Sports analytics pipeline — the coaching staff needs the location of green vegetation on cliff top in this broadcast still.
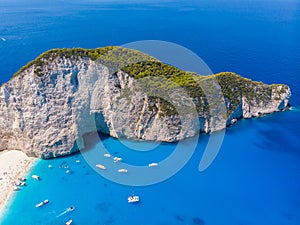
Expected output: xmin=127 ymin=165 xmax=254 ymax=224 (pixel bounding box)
xmin=13 ymin=46 xmax=289 ymax=116
xmin=13 ymin=46 xmax=158 ymax=78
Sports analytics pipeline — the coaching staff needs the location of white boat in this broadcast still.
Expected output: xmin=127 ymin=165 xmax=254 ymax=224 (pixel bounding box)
xmin=128 ymin=195 xmax=139 ymax=203
xmin=18 ymin=177 xmax=26 ymax=181
xmin=35 ymin=199 xmax=49 ymax=208
xmin=231 ymin=118 xmax=237 ymax=124
xmin=113 ymin=157 xmax=122 ymax=163
xmin=13 ymin=186 xmax=20 ymax=191
xmin=96 ymin=164 xmax=106 ymax=170
xmin=148 ymin=163 xmax=158 ymax=167
xmin=118 ymin=169 xmax=128 ymax=173
xmin=104 ymin=153 xmax=111 ymax=158
xmin=32 ymin=175 xmax=40 ymax=180
xmin=67 ymin=206 xmax=75 ymax=212
xmin=0 ymin=37 xmax=6 ymax=42
xmin=48 ymin=164 xmax=53 ymax=168
xmin=65 ymin=219 xmax=73 ymax=225
xmin=75 ymin=160 xmax=80 ymax=163
xmin=16 ymin=181 xmax=26 ymax=186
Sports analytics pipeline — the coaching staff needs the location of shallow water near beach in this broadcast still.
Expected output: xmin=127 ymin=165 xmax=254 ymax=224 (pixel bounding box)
xmin=1 ymin=0 xmax=300 ymax=224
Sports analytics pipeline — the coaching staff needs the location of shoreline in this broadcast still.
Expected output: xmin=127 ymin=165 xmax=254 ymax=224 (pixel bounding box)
xmin=0 ymin=150 xmax=36 ymax=219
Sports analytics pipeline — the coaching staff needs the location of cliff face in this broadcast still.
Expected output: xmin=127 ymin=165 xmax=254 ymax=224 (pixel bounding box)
xmin=0 ymin=49 xmax=291 ymax=158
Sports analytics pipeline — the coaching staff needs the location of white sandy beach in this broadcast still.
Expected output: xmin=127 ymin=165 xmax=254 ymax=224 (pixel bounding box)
xmin=0 ymin=150 xmax=35 ymax=216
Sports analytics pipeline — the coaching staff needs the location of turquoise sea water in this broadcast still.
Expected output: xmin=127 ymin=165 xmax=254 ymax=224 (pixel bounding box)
xmin=1 ymin=0 xmax=300 ymax=224
xmin=2 ymin=111 xmax=300 ymax=225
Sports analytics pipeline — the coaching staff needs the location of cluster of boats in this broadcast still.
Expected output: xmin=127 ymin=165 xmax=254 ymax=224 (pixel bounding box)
xmin=35 ymin=199 xmax=74 ymax=224
xmin=95 ymin=154 xmax=123 ymax=171
xmin=96 ymin=153 xmax=158 ymax=174
xmin=13 ymin=177 xmax=27 ymax=191
xmin=96 ymin=154 xmax=143 ymax=204
xmin=14 ymin=175 xmax=39 ymax=191
xmin=104 ymin=153 xmax=123 ymax=162
xmin=15 ymin=154 xmax=146 ymax=225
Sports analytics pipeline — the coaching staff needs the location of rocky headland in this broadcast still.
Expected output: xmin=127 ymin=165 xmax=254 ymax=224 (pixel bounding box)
xmin=0 ymin=47 xmax=291 ymax=158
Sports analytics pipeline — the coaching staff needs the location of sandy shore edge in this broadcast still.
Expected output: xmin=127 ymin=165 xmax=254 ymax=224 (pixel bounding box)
xmin=0 ymin=150 xmax=36 ymax=218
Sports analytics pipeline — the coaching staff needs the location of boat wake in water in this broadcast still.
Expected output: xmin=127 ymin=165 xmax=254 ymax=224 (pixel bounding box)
xmin=56 ymin=206 xmax=75 ymax=218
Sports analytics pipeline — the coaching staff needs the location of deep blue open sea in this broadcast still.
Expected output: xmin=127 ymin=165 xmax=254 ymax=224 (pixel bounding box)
xmin=1 ymin=0 xmax=300 ymax=225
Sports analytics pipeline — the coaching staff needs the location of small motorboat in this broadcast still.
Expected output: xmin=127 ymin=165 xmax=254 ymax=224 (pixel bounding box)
xmin=128 ymin=195 xmax=140 ymax=203
xmin=18 ymin=177 xmax=26 ymax=181
xmin=118 ymin=169 xmax=128 ymax=173
xmin=16 ymin=181 xmax=26 ymax=186
xmin=56 ymin=206 xmax=75 ymax=218
xmin=96 ymin=164 xmax=106 ymax=170
xmin=32 ymin=175 xmax=40 ymax=180
xmin=231 ymin=118 xmax=237 ymax=124
xmin=75 ymin=160 xmax=80 ymax=163
xmin=35 ymin=199 xmax=49 ymax=208
xmin=104 ymin=153 xmax=111 ymax=158
xmin=148 ymin=163 xmax=158 ymax=167
xmin=67 ymin=206 xmax=75 ymax=212
xmin=65 ymin=219 xmax=73 ymax=225
xmin=13 ymin=186 xmax=20 ymax=191
xmin=48 ymin=164 xmax=53 ymax=168
xmin=113 ymin=157 xmax=122 ymax=163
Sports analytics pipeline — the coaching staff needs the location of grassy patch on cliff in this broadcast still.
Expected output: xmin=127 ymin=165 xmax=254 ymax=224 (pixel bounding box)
xmin=13 ymin=46 xmax=157 ymax=78
xmin=121 ymin=61 xmax=282 ymax=115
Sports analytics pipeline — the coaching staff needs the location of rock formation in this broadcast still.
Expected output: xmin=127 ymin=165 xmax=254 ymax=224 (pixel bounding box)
xmin=0 ymin=47 xmax=291 ymax=158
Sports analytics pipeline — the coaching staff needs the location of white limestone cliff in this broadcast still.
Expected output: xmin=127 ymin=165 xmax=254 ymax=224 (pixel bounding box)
xmin=0 ymin=56 xmax=291 ymax=158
